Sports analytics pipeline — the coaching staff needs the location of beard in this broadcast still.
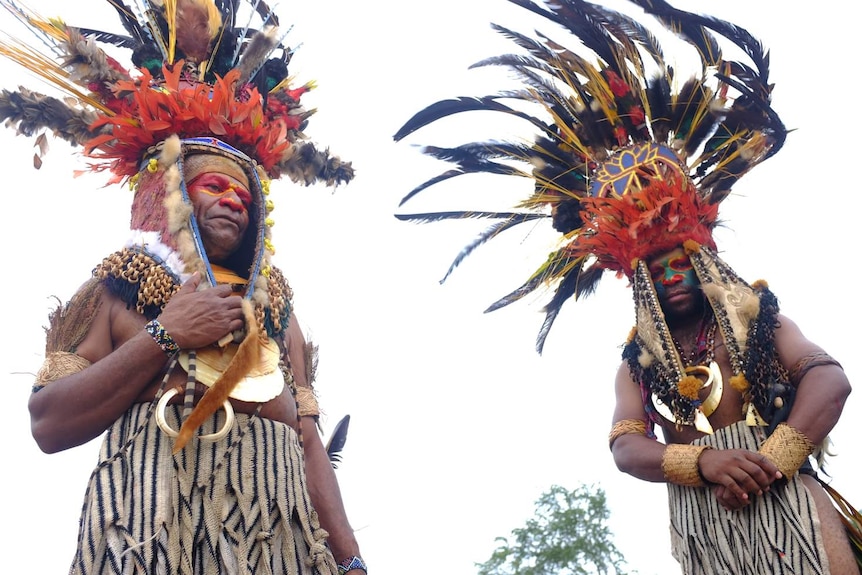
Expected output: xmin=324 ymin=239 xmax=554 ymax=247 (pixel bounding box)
xmin=658 ymin=285 xmax=705 ymax=327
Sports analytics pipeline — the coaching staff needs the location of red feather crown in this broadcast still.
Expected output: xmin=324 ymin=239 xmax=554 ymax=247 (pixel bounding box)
xmin=84 ymin=63 xmax=307 ymax=181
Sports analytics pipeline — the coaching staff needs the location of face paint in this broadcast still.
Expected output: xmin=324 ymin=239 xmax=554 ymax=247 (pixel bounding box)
xmin=188 ymin=173 xmax=252 ymax=213
xmin=186 ymin=166 xmax=252 ymax=262
xmin=648 ymin=248 xmax=697 ymax=297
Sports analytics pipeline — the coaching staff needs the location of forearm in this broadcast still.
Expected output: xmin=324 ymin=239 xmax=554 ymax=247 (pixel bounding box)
xmin=29 ymin=330 xmax=168 ymax=452
xmin=301 ymin=417 xmax=361 ymax=563
xmin=611 ymin=433 xmax=670 ymax=483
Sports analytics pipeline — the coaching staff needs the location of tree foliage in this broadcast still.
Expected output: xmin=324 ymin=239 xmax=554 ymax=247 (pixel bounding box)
xmin=476 ymin=484 xmax=628 ymax=575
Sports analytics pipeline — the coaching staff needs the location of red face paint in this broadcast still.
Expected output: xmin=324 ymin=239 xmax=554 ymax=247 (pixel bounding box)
xmin=188 ymin=173 xmax=252 ymax=212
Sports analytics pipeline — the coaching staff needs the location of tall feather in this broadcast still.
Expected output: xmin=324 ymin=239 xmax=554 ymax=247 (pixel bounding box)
xmin=395 ymin=0 xmax=786 ymax=351
xmin=175 ymin=0 xmax=221 ymax=64
xmin=235 ymin=24 xmax=278 ymax=85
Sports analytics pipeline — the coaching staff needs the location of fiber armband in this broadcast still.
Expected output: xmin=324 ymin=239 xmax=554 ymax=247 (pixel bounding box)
xmin=34 ymin=351 xmax=92 ymax=391
xmin=608 ymin=418 xmax=647 ymax=450
xmin=758 ymin=422 xmax=814 ymax=478
xmin=294 ymin=385 xmax=320 ymax=417
xmin=661 ymin=444 xmax=712 ymax=487
xmin=788 ymin=351 xmax=843 ymax=386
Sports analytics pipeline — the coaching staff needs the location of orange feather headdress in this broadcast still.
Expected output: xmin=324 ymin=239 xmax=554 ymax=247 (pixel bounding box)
xmin=0 ymin=0 xmax=351 ymax=449
xmin=0 ymin=0 xmax=352 ymax=186
xmin=395 ymin=0 xmax=786 ymax=353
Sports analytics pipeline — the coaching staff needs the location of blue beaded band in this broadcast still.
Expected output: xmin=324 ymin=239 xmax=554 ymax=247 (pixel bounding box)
xmin=337 ymin=556 xmax=367 ymax=575
xmin=144 ymin=319 xmax=180 ymax=356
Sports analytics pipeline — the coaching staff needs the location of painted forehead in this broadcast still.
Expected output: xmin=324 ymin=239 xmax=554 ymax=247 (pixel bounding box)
xmin=183 ymin=154 xmax=250 ymax=188
xmin=647 ymin=247 xmax=688 ymax=267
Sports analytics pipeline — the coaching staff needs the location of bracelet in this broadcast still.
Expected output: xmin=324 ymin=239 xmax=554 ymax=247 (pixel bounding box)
xmin=144 ymin=319 xmax=180 ymax=356
xmin=608 ymin=418 xmax=647 ymax=450
xmin=788 ymin=351 xmax=843 ymax=387
xmin=337 ymin=555 xmax=367 ymax=575
xmin=661 ymin=444 xmax=712 ymax=487
xmin=758 ymin=422 xmax=814 ymax=478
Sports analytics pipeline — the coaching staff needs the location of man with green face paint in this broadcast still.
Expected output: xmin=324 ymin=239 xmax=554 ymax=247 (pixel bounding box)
xmin=394 ymin=0 xmax=860 ymax=572
xmin=647 ymin=247 xmax=702 ymax=327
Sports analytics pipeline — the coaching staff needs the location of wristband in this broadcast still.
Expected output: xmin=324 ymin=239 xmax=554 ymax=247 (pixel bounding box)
xmin=338 ymin=555 xmax=367 ymax=575
xmin=145 ymin=319 xmax=180 ymax=356
xmin=661 ymin=444 xmax=712 ymax=487
xmin=758 ymin=422 xmax=814 ymax=478
xmin=608 ymin=418 xmax=647 ymax=450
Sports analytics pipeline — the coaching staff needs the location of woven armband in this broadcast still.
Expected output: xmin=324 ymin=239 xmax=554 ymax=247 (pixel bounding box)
xmin=294 ymin=385 xmax=320 ymax=417
xmin=661 ymin=444 xmax=712 ymax=487
xmin=608 ymin=419 xmax=647 ymax=450
xmin=788 ymin=352 xmax=843 ymax=387
xmin=758 ymin=422 xmax=814 ymax=478
xmin=33 ymin=351 xmax=92 ymax=391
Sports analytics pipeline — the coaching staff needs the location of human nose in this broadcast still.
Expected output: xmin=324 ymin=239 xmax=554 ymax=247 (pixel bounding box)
xmin=662 ymin=272 xmax=683 ymax=286
xmin=218 ymin=188 xmax=248 ymax=213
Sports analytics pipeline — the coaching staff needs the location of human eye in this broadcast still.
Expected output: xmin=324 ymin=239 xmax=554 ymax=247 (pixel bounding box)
xmin=669 ymin=257 xmax=692 ymax=272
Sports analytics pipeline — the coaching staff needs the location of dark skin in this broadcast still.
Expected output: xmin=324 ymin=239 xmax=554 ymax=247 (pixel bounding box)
xmin=28 ymin=157 xmax=363 ymax=572
xmin=610 ymin=247 xmax=858 ymax=574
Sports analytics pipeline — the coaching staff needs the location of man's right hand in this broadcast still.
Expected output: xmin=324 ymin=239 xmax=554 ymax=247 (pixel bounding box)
xmin=156 ymin=272 xmax=246 ymax=349
xmin=698 ymin=448 xmax=782 ymax=510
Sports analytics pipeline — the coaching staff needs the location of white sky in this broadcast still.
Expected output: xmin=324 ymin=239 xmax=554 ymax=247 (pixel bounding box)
xmin=0 ymin=2 xmax=858 ymax=575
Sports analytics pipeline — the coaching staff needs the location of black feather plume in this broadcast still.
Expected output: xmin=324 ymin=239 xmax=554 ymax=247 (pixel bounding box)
xmin=325 ymin=415 xmax=350 ymax=469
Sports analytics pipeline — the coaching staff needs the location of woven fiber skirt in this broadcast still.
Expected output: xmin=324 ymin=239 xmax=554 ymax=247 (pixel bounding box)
xmin=70 ymin=402 xmax=338 ymax=575
xmin=667 ymin=421 xmax=830 ymax=575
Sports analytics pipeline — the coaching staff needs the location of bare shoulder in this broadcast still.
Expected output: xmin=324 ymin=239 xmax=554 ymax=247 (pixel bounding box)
xmin=613 ymin=360 xmax=646 ymax=421
xmin=774 ymin=313 xmax=827 ymax=369
xmin=614 ymin=360 xmax=636 ymax=389
xmin=75 ymin=288 xmax=142 ymax=364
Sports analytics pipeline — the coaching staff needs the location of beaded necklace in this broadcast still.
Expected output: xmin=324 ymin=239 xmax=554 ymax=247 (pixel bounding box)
xmin=671 ymin=314 xmax=717 ymax=368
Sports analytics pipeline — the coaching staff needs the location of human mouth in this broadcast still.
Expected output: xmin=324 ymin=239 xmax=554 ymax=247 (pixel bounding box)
xmin=664 ymin=287 xmax=693 ymax=303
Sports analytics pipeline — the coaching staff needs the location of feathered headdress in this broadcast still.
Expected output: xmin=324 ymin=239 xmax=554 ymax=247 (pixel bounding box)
xmin=1 ymin=0 xmax=354 ymax=450
xmin=0 ymin=0 xmax=353 ymax=186
xmin=394 ymin=0 xmax=786 ymax=353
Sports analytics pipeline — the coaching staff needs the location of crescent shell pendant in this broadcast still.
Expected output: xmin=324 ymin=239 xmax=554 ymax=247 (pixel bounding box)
xmin=652 ymin=361 xmax=723 ymax=434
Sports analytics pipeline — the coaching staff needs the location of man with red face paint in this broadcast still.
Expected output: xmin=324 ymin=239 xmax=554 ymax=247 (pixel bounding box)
xmin=7 ymin=0 xmax=366 ymax=571
xmin=29 ymin=141 xmax=365 ymax=575
xmin=184 ymin=154 xmax=253 ymax=262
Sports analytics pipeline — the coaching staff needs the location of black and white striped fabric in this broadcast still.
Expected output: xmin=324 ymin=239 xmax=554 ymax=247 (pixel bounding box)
xmin=667 ymin=422 xmax=829 ymax=575
xmin=70 ymin=403 xmax=338 ymax=575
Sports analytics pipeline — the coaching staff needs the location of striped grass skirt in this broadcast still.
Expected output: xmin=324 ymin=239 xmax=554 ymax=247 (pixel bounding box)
xmin=70 ymin=403 xmax=338 ymax=575
xmin=668 ymin=421 xmax=830 ymax=574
